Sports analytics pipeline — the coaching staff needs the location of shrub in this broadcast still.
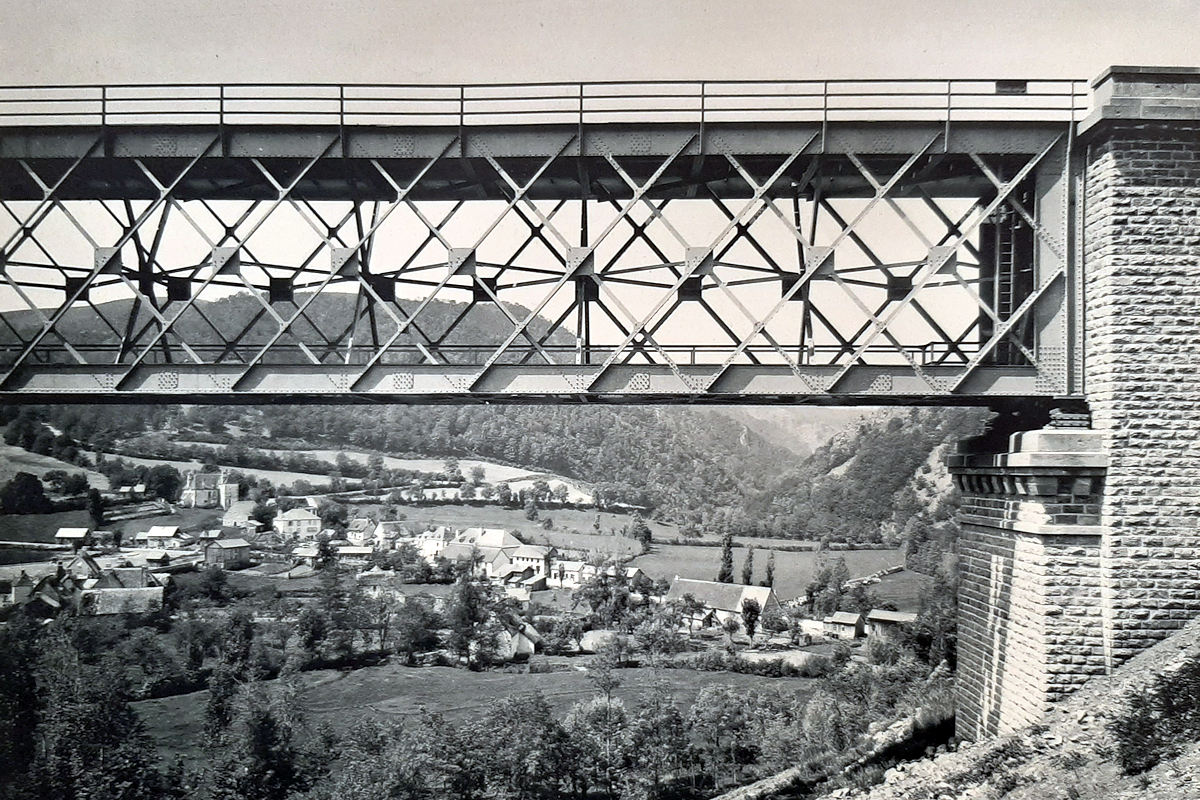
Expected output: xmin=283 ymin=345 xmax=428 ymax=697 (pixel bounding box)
xmin=1109 ymin=651 xmax=1200 ymax=774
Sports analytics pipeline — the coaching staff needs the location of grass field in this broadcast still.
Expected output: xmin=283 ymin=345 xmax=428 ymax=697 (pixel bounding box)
xmin=871 ymin=569 xmax=934 ymax=611
xmin=91 ymin=451 xmax=333 ymax=488
xmin=158 ymin=443 xmax=587 ymax=494
xmin=0 ymin=508 xmax=92 ymax=543
xmin=368 ymin=505 xmax=673 ymax=552
xmin=631 ymin=544 xmax=905 ymax=604
xmin=136 ymin=663 xmax=816 ymax=764
xmin=0 ymin=443 xmax=109 ymax=489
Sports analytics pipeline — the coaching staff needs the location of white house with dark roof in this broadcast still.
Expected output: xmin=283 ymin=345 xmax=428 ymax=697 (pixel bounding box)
xmin=663 ymin=577 xmax=780 ymax=633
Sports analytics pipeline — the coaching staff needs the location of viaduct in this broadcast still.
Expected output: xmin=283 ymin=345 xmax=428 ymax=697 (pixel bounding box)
xmin=0 ymin=65 xmax=1197 ymax=738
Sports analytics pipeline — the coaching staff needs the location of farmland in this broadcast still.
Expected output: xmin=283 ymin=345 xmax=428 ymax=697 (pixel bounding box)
xmin=631 ymin=543 xmax=906 ymax=605
xmin=0 ymin=442 xmax=109 ymax=489
xmin=136 ymin=662 xmax=817 ymax=765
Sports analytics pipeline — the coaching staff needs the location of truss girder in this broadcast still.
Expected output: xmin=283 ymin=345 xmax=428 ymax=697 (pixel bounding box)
xmin=0 ymin=121 xmax=1079 ymax=403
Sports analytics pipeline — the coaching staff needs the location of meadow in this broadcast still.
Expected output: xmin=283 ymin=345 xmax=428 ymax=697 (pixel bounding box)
xmin=0 ymin=442 xmax=109 ymax=488
xmin=631 ymin=543 xmax=905 ymax=605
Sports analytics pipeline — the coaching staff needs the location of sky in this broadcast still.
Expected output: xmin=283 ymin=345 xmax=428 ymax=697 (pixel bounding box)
xmin=1 ymin=0 xmax=1198 ymax=86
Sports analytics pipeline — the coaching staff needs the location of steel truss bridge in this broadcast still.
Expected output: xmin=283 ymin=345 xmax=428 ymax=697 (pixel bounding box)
xmin=0 ymin=79 xmax=1087 ymax=404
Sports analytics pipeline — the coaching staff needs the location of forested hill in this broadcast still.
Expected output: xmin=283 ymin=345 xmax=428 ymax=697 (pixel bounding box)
xmin=6 ymin=290 xmax=991 ymax=543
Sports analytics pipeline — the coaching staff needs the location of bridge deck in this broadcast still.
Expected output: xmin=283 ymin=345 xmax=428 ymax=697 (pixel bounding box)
xmin=0 ymin=79 xmax=1088 ymax=405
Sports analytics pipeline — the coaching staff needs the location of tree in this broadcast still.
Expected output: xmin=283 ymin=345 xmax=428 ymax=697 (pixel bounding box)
xmin=497 ymin=483 xmax=513 ymax=505
xmin=317 ymin=500 xmax=349 ymax=532
xmin=564 ymin=696 xmax=629 ymax=800
xmin=630 ymin=513 xmax=652 ymax=549
xmin=296 ymin=607 xmax=330 ymax=661
xmin=252 ymin=501 xmax=277 ymax=528
xmin=43 ymin=469 xmax=68 ymax=492
xmin=741 ymin=597 xmax=761 ymax=639
xmin=628 ymin=683 xmax=690 ymax=796
xmin=480 ymin=692 xmax=573 ymax=800
xmin=551 ymin=483 xmax=570 ymax=504
xmin=741 ymin=544 xmax=755 ymax=585
xmin=61 ymin=472 xmax=88 ymax=496
xmin=87 ymin=487 xmax=106 ymax=528
xmin=208 ymin=683 xmax=317 ymax=800
xmin=763 ymin=550 xmax=776 ymax=588
xmin=523 ymin=496 xmax=540 ymax=521
xmin=0 ymin=472 xmax=51 ymax=514
xmin=144 ymin=464 xmax=183 ymax=501
xmin=721 ymin=616 xmax=741 ymax=645
xmin=446 ymin=577 xmax=496 ymax=669
xmin=469 ymin=465 xmax=485 ymax=485
xmin=716 ymin=533 xmax=734 ymax=583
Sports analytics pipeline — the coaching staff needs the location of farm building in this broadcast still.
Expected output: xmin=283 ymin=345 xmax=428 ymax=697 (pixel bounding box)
xmin=866 ymin=609 xmax=918 ymax=639
xmin=135 ymin=525 xmax=185 ymax=549
xmin=823 ymin=611 xmax=865 ymax=639
xmin=204 ymin=538 xmax=251 ymax=568
xmin=663 ymin=577 xmax=780 ymax=633
xmin=54 ymin=527 xmax=91 ymax=549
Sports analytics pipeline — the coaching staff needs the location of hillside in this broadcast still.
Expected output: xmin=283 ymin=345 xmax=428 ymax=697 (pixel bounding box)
xmin=828 ymin=615 xmax=1200 ymax=800
xmin=6 ymin=289 xmax=992 ymax=545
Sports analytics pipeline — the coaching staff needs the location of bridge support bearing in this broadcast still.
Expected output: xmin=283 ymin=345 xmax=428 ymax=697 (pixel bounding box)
xmin=948 ymin=427 xmax=1108 ymax=740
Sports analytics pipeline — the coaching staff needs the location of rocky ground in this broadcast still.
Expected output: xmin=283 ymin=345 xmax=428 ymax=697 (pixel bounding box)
xmin=830 ymin=616 xmax=1200 ymax=800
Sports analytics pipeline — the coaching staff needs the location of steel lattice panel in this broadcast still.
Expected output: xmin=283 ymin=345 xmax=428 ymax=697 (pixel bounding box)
xmin=0 ymin=102 xmax=1082 ymax=405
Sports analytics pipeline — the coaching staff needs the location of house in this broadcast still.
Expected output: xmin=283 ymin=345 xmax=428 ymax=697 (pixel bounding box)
xmin=80 ymin=566 xmax=166 ymax=615
xmin=356 ymin=566 xmax=405 ymax=600
xmin=823 ymin=611 xmax=865 ymax=640
xmin=493 ymin=616 xmax=542 ymax=661
xmin=54 ymin=527 xmax=91 ymax=549
xmin=222 ymin=500 xmax=261 ymax=533
xmin=413 ymin=526 xmax=453 ymax=559
xmin=663 ymin=577 xmax=781 ymax=633
xmin=135 ymin=525 xmax=184 ymax=549
xmin=179 ymin=470 xmax=238 ymax=509
xmin=497 ymin=564 xmax=547 ymax=600
xmin=292 ymin=544 xmax=321 ymax=567
xmin=346 ymin=518 xmax=375 ymax=547
xmin=509 ymin=544 xmax=555 ymax=577
xmin=4 ymin=571 xmax=35 ymax=605
xmin=866 ymin=609 xmax=918 ymax=639
xmin=12 ymin=555 xmax=165 ymax=616
xmin=372 ymin=521 xmax=411 ymax=551
xmin=335 ymin=545 xmax=375 ymax=565
xmin=273 ymin=507 xmax=322 ymax=539
xmin=441 ymin=528 xmax=523 ymax=579
xmin=203 ymin=538 xmax=252 ymax=568
xmin=549 ymin=559 xmax=585 ymax=588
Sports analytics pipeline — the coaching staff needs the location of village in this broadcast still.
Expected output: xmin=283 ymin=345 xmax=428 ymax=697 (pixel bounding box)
xmin=2 ymin=466 xmax=917 ymax=667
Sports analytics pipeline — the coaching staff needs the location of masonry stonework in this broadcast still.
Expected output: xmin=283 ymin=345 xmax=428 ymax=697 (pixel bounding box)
xmin=951 ymin=430 xmax=1109 ymax=739
xmin=952 ymin=67 xmax=1200 ymax=740
xmin=1082 ymin=79 xmax=1200 ymax=667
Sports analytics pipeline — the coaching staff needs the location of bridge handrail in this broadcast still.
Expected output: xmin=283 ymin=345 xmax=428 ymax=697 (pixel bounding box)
xmin=0 ymin=78 xmax=1089 ymax=127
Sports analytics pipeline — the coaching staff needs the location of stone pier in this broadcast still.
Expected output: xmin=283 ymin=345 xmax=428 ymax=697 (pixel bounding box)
xmin=953 ymin=66 xmax=1200 ymax=739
